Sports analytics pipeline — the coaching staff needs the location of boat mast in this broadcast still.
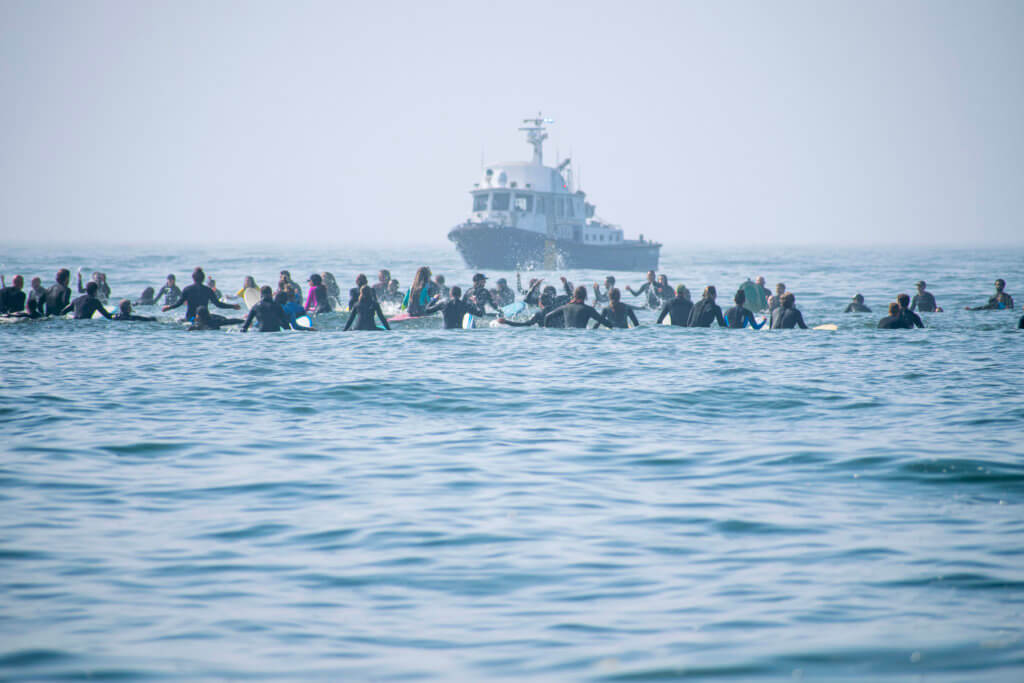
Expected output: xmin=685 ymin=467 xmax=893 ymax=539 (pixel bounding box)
xmin=519 ymin=113 xmax=552 ymax=165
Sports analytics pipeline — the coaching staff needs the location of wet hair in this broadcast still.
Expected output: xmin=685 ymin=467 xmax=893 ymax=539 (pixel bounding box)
xmin=647 ymin=270 xmax=656 ymax=278
xmin=435 ymin=274 xmax=445 ymax=285
xmin=192 ymin=267 xmax=204 ymax=283
xmin=140 ymin=286 xmax=154 ymax=300
xmin=996 ymin=279 xmax=1006 ymax=289
xmin=379 ymin=269 xmax=390 ymax=281
xmin=734 ymin=289 xmax=746 ymax=306
xmin=606 ymin=275 xmax=616 ymax=285
xmin=854 ymin=293 xmax=864 ymax=302
xmin=450 ymin=286 xmax=462 ymax=299
xmin=608 ymin=287 xmax=622 ymax=313
xmin=782 ymin=292 xmax=796 ymax=308
xmin=167 ymin=274 xmax=175 ymax=282
xmin=280 ymin=270 xmax=291 ymax=278
xmin=260 ymin=285 xmax=273 ymax=301
xmin=703 ymin=285 xmax=717 ymax=300
xmin=322 ymin=272 xmax=337 ymax=284
xmin=412 ymin=267 xmax=431 ymax=291
xmin=776 ymin=282 xmax=785 ymax=292
xmin=897 ymin=293 xmax=910 ymax=307
xmin=57 ymin=269 xmax=70 ymax=285
xmin=356 ymin=273 xmax=368 ymax=287
xmin=540 ymin=293 xmax=554 ymax=307
xmin=309 ymin=273 xmax=322 ymax=286
xmin=573 ymin=285 xmax=587 ymax=302
xmin=243 ymin=276 xmax=256 ymax=288
xmin=543 ymin=285 xmax=557 ymax=296
xmin=85 ymin=281 xmax=99 ymax=296
xmin=657 ymin=274 xmax=669 ymax=284
xmin=358 ymin=284 xmax=375 ymax=304
xmin=119 ymin=299 xmax=131 ymax=314
xmin=496 ymin=278 xmax=508 ymax=287
xmin=888 ymin=303 xmax=900 ymax=316
xmin=679 ymin=286 xmax=691 ymax=301
xmin=756 ymin=276 xmax=766 ymax=285
xmin=12 ymin=275 xmax=23 ymax=288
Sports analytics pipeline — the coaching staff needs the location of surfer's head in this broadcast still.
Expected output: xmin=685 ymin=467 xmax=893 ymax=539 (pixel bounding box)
xmin=56 ymin=269 xmax=70 ymax=286
xmin=473 ymin=273 xmax=487 ymax=286
xmin=192 ymin=268 xmax=205 ymax=284
xmin=573 ymin=286 xmax=587 ymax=302
xmin=308 ymin=273 xmax=322 ymax=287
xmin=495 ymin=278 xmax=508 ymax=290
xmin=358 ymin=285 xmax=375 ymax=304
xmin=734 ymin=289 xmax=746 ymax=306
xmin=676 ymin=284 xmax=690 ymax=300
xmin=10 ymin=275 xmax=23 ymax=289
xmin=435 ymin=274 xmax=446 ymax=286
xmin=450 ymin=286 xmax=462 ymax=300
xmin=260 ymin=285 xmax=273 ymax=302
xmin=140 ymin=286 xmax=154 ymax=300
xmin=782 ymin=292 xmax=796 ymax=309
xmin=609 ymin=288 xmax=621 ymax=304
xmin=166 ymin=274 xmax=176 ymax=285
xmin=194 ymin=306 xmax=210 ymax=325
xmin=995 ymin=279 xmax=1006 ymax=292
xmin=412 ymin=267 xmax=431 ymax=290
xmin=85 ymin=281 xmax=98 ymax=296
xmin=378 ymin=269 xmax=390 ymax=283
xmin=776 ymin=282 xmax=785 ymax=295
xmin=605 ymin=275 xmax=616 ymax=288
xmin=915 ymin=281 xmax=926 ymax=291
xmin=703 ymin=285 xmax=717 ymax=301
xmin=756 ymin=276 xmax=766 ymax=287
xmin=356 ymin=273 xmax=368 ymax=287
xmin=119 ymin=299 xmax=132 ymax=315
xmin=897 ymin=293 xmax=910 ymax=309
xmin=853 ymin=293 xmax=865 ymax=303
xmin=646 ymin=270 xmax=655 ymax=282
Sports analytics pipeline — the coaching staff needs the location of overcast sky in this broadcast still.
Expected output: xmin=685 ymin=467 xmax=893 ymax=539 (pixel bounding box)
xmin=2 ymin=0 xmax=1022 ymax=246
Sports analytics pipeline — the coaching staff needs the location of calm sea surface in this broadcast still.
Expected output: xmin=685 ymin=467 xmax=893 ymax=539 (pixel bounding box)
xmin=1 ymin=245 xmax=1022 ymax=681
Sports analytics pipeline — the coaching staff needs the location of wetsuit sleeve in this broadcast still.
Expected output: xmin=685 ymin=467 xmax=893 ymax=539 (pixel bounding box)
xmin=242 ymin=307 xmax=257 ymax=332
xmin=211 ymin=290 xmax=235 ymax=309
xmin=911 ymin=312 xmax=924 ymax=328
xmin=656 ymin=303 xmax=670 ymax=324
xmin=562 ymin=280 xmax=573 ymax=297
xmin=375 ymin=302 xmax=391 ymax=330
xmin=152 ymin=286 xmax=168 ymax=303
xmin=423 ymin=300 xmax=445 ymax=315
xmin=591 ymin=307 xmax=614 ymax=329
xmin=627 ymin=307 xmax=639 ymax=328
xmin=715 ymin=307 xmax=726 ymax=327
xmin=96 ymin=303 xmax=113 ymax=319
xmin=544 ymin=305 xmax=566 ymax=325
xmin=343 ymin=308 xmax=356 ymax=331
xmin=502 ymin=311 xmax=541 ymax=327
xmin=746 ymin=311 xmax=766 ymax=330
xmin=59 ymin=302 xmax=73 ymax=315
xmin=796 ymin=311 xmax=808 ymax=329
xmin=164 ymin=288 xmax=186 ymax=310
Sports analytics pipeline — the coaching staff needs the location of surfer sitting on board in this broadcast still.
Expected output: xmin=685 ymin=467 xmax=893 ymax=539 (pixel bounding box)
xmin=657 ymin=285 xmax=694 ymax=326
xmin=424 ymin=286 xmax=484 ymax=329
xmin=597 ymin=288 xmax=639 ymax=329
xmin=0 ymin=275 xmax=26 ymax=316
xmin=305 ymin=274 xmax=332 ymax=315
xmin=344 ymin=285 xmax=391 ymax=331
xmin=135 ymin=287 xmax=156 ymax=306
xmin=348 ymin=274 xmax=369 ymax=309
xmin=687 ymin=286 xmax=727 ymax=327
xmin=465 ymin=273 xmax=501 ymax=314
xmin=844 ymin=294 xmax=871 ymax=313
xmin=768 ymin=283 xmax=787 ymax=311
xmin=896 ymin=294 xmax=924 ymax=329
xmin=113 ymin=300 xmax=156 ymax=322
xmin=626 ymin=271 xmax=662 ymax=309
xmin=965 ymin=279 xmax=1015 ymax=311
xmin=911 ymin=281 xmax=941 ymax=312
xmin=544 ymin=286 xmax=614 ymax=329
xmin=152 ymin=274 xmax=181 ymax=307
xmin=231 ymin=276 xmax=258 ymax=300
xmin=77 ymin=271 xmax=110 ymax=303
xmin=878 ymin=303 xmax=911 ymax=329
xmin=724 ymin=289 xmax=767 ymax=329
xmin=770 ymin=292 xmax=808 ymax=329
xmin=242 ymin=286 xmax=297 ymax=332
xmin=755 ymin=276 xmax=772 ymax=302
xmin=61 ymin=281 xmax=112 ymax=319
xmin=163 ymin=268 xmax=241 ymax=321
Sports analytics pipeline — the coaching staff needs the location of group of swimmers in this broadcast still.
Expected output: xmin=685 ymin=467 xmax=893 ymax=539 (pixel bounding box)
xmin=1 ymin=267 xmax=1021 ymax=332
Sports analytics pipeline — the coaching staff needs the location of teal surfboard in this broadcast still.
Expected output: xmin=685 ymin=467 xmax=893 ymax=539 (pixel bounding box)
xmin=739 ymin=279 xmax=769 ymax=312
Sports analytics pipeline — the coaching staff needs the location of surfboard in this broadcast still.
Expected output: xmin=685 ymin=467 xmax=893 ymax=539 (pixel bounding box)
xmin=500 ymin=302 xmax=526 ymax=319
xmin=294 ymin=314 xmax=313 ymax=330
xmin=739 ymin=280 xmax=769 ymax=312
xmin=243 ymin=288 xmax=261 ymax=308
xmin=813 ymin=324 xmax=839 ymax=331
xmin=660 ymin=314 xmax=673 ymax=326
xmin=462 ymin=313 xmax=475 ymax=329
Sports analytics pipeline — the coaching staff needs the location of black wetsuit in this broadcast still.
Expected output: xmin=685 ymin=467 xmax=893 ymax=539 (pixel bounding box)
xmin=687 ymin=298 xmax=726 ymax=327
xmin=153 ymin=284 xmax=182 ymax=306
xmin=79 ymin=280 xmax=110 ymax=302
xmin=344 ymin=299 xmax=390 ymax=330
xmin=899 ymin=308 xmax=924 ymax=329
xmin=188 ymin=314 xmax=242 ymax=330
xmin=770 ymin=307 xmax=808 ymax=329
xmin=501 ymin=309 xmax=550 ymax=327
xmin=62 ymin=294 xmax=112 ymax=319
xmin=242 ymin=301 xmax=292 ymax=332
xmin=599 ymin=304 xmax=638 ymax=329
xmin=424 ymin=298 xmax=484 ymax=329
xmin=44 ymin=283 xmax=72 ymax=317
xmin=657 ymin=297 xmax=693 ymax=326
xmin=307 ymin=284 xmax=332 ymax=314
xmin=844 ymin=302 xmax=872 ymax=313
xmin=465 ymin=285 xmax=498 ymax=313
xmin=0 ymin=286 xmax=26 ymax=314
xmin=971 ymin=293 xmax=1015 ymax=310
xmin=1018 ymin=315 xmax=1023 ymax=329
xmin=28 ymin=286 xmax=47 ymax=316
xmin=724 ymin=305 xmax=764 ymax=329
xmin=114 ymin=312 xmax=157 ymax=322
xmin=911 ymin=291 xmax=937 ymax=312
xmin=166 ymin=283 xmax=236 ymax=320
xmin=545 ymin=302 xmax=612 ymax=329
xmin=492 ymin=287 xmax=515 ymax=307
xmin=878 ymin=315 xmax=910 ymax=329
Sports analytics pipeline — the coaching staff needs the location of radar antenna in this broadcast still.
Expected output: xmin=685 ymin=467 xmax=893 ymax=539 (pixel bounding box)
xmin=518 ymin=112 xmax=553 ymax=165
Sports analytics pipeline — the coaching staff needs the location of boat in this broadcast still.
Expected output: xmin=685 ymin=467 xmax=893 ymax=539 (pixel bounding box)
xmin=448 ymin=114 xmax=661 ymax=271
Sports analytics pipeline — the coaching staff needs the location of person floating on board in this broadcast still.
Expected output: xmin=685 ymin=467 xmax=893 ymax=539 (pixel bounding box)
xmin=44 ymin=269 xmax=73 ymax=316
xmin=491 ymin=278 xmax=515 ymax=307
xmin=592 ymin=275 xmax=616 ymax=305
xmin=403 ymin=267 xmax=439 ymax=316
xmin=187 ymin=305 xmax=243 ymax=330
xmin=77 ymin=271 xmax=110 ymax=302
xmin=163 ymin=267 xmax=241 ymax=321
xmin=242 ymin=286 xmax=297 ymax=332
xmin=61 ymin=280 xmax=112 ymax=319
xmin=657 ymin=284 xmax=694 ymax=326
xmin=113 ymin=300 xmax=156 ymax=322
xmin=626 ymin=270 xmax=661 ymax=309
xmin=424 ymin=286 xmax=484 ymax=329
xmin=911 ymin=281 xmax=941 ymax=312
xmin=844 ymin=294 xmax=871 ymax=313
xmin=0 ymin=274 xmax=26 ymax=316
xmin=544 ymin=286 xmax=614 ymax=329
xmin=152 ymin=274 xmax=181 ymax=307
xmin=768 ymin=282 xmax=787 ymax=311
xmin=877 ymin=303 xmax=911 ymax=329
xmin=687 ymin=286 xmax=727 ymax=327
xmin=499 ymin=290 xmax=559 ymax=328
xmin=305 ymin=273 xmax=332 ymax=314
xmin=770 ymin=292 xmax=808 ymax=329
xmin=597 ymin=288 xmax=639 ymax=329
xmin=344 ymin=285 xmax=391 ymax=331
xmin=465 ymin=273 xmax=500 ymax=313
xmin=895 ymin=293 xmax=924 ymax=328
xmin=724 ymin=289 xmax=767 ymax=329
xmin=965 ymin=279 xmax=1015 ymax=310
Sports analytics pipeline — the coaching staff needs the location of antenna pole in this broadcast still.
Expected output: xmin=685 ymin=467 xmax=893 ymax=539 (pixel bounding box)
xmin=518 ymin=112 xmax=553 ymax=165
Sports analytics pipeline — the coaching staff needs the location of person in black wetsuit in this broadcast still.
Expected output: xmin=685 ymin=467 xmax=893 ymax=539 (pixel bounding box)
xmin=499 ymin=290 xmax=557 ymax=328
xmin=188 ymin=305 xmax=244 ymax=330
xmin=724 ymin=289 xmax=767 ymax=329
xmin=491 ymin=278 xmax=515 ymax=307
xmin=627 ymin=270 xmax=661 ymax=309
xmin=655 ymin=275 xmax=673 ymax=303
xmin=163 ymin=268 xmax=241 ymax=320
xmin=423 ymin=286 xmax=484 ymax=329
xmin=61 ymin=281 xmax=113 ymax=319
xmin=207 ymin=278 xmax=222 ymax=300
xmin=135 ymin=287 xmax=157 ymax=306
xmin=153 ymin=274 xmax=181 ymax=306
xmin=544 ymin=286 xmax=613 ymax=329
xmin=770 ymin=292 xmax=808 ymax=329
xmin=657 ymin=284 xmax=693 ymax=326
xmin=372 ymin=269 xmax=392 ymax=300
xmin=242 ymin=286 xmax=298 ymax=332
xmin=966 ymin=279 xmax=1015 ymax=311
xmin=896 ymin=293 xmax=924 ymax=328
xmin=77 ymin=271 xmax=110 ymax=302
xmin=768 ymin=282 xmax=787 ymax=311
xmin=597 ymin=288 xmax=639 ymax=329
xmin=277 ymin=270 xmax=303 ymax=305
xmin=592 ymin=276 xmax=616 ymax=305
xmin=687 ymin=286 xmax=727 ymax=327
xmin=844 ymin=294 xmax=871 ymax=313
xmin=1018 ymin=314 xmax=1023 ymax=329
xmin=910 ymin=281 xmax=940 ymax=312
xmin=878 ymin=303 xmax=910 ymax=329
xmin=0 ymin=275 xmax=26 ymax=315
xmin=44 ymin=269 xmax=73 ymax=316
xmin=344 ymin=285 xmax=391 ymax=331
xmin=755 ymin=276 xmax=772 ymax=303
xmin=465 ymin=273 xmax=500 ymax=313
xmin=516 ymin=274 xmax=544 ymax=306
xmin=113 ymin=299 xmax=157 ymax=321
xmin=348 ymin=274 xmax=369 ymax=309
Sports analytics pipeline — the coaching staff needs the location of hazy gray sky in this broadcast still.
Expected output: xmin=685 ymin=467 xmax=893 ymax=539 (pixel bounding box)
xmin=2 ymin=0 xmax=1022 ymax=246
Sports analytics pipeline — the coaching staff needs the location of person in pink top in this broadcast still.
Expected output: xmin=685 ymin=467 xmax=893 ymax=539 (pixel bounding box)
xmin=305 ymin=273 xmax=332 ymax=314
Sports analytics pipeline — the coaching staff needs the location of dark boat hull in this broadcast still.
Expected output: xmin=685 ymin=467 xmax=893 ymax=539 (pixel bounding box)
xmin=448 ymin=224 xmax=660 ymax=271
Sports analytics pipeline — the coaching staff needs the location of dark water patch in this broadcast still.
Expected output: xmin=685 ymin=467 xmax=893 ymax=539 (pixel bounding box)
xmin=197 ymin=523 xmax=293 ymax=541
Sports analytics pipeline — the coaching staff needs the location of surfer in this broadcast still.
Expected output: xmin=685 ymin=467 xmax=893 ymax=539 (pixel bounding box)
xmin=163 ymin=268 xmax=241 ymax=320
xmin=626 ymin=271 xmax=661 ymax=309
xmin=188 ymin=305 xmax=244 ymax=330
xmin=724 ymin=289 xmax=767 ymax=329
xmin=242 ymin=286 xmax=295 ymax=332
xmin=544 ymin=286 xmax=614 ymax=329
xmin=656 ymin=285 xmax=694 ymax=326
xmin=348 ymin=274 xmax=368 ymax=309
xmin=372 ymin=270 xmax=392 ymax=299
xmin=278 ymin=270 xmax=303 ymax=304
xmin=61 ymin=281 xmax=112 ymax=319
xmin=404 ymin=267 xmax=439 ymax=316
xmin=0 ymin=275 xmax=26 ymax=315
xmin=152 ymin=275 xmax=182 ymax=307
xmin=755 ymin=276 xmax=772 ymax=302
xmin=770 ymin=292 xmax=808 ymax=329
xmin=768 ymin=283 xmax=787 ymax=311
xmin=597 ymin=288 xmax=639 ymax=329
xmin=135 ymin=287 xmax=157 ymax=305
xmin=424 ymin=286 xmax=485 ymax=329
xmin=207 ymin=278 xmax=222 ymax=300
xmin=77 ymin=271 xmax=111 ymax=302
xmin=113 ymin=300 xmax=156 ymax=322
xmin=344 ymin=286 xmax=391 ymax=331
xmin=44 ymin=269 xmax=73 ymax=316
xmin=517 ymin=273 xmax=543 ymax=305
xmin=896 ymin=294 xmax=924 ymax=328
xmin=433 ymin=274 xmax=450 ymax=300
xmin=499 ymin=290 xmax=558 ymax=328
xmin=592 ymin=276 xmax=616 ymax=305
xmin=385 ymin=279 xmax=401 ymax=303
xmin=492 ymin=278 xmax=515 ymax=307
xmin=965 ymin=279 xmax=1015 ymax=310
xmin=27 ymin=277 xmax=47 ymax=316
xmin=322 ymin=272 xmax=341 ymax=303
xmin=465 ymin=273 xmax=500 ymax=313
xmin=687 ymin=286 xmax=727 ymax=327
xmin=844 ymin=294 xmax=871 ymax=313
xmin=278 ymin=289 xmax=305 ymax=325
xmin=878 ymin=303 xmax=910 ymax=329
xmin=910 ymin=281 xmax=941 ymax=312
xmin=230 ymin=276 xmax=258 ymax=300
xmin=305 ymin=273 xmax=333 ymax=314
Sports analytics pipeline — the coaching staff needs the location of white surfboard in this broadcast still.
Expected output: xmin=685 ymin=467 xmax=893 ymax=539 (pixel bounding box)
xmin=243 ymin=288 xmax=261 ymax=309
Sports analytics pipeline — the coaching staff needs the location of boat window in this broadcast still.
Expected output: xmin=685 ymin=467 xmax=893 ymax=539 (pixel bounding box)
xmin=537 ymin=197 xmax=546 ymax=214
xmin=473 ymin=194 xmax=488 ymax=212
xmin=492 ymin=192 xmax=510 ymax=211
xmin=513 ymin=194 xmax=533 ymax=212
xmin=556 ymin=198 xmax=564 ymax=217
xmin=566 ymin=199 xmax=574 ymax=218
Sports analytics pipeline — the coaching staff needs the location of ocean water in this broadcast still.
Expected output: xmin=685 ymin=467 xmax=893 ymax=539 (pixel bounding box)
xmin=1 ymin=245 xmax=1022 ymax=681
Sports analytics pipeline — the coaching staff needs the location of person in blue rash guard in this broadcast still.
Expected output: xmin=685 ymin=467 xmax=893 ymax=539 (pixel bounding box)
xmin=61 ymin=281 xmax=113 ymax=319
xmin=163 ymin=267 xmax=241 ymax=321
xmin=277 ymin=290 xmax=305 ymax=326
xmin=657 ymin=285 xmax=693 ymax=326
xmin=966 ymin=279 xmax=1015 ymax=311
xmin=770 ymin=292 xmax=808 ymax=329
xmin=243 ymin=286 xmax=299 ymax=332
xmin=597 ymin=288 xmax=639 ymax=328
xmin=544 ymin=286 xmax=614 ymax=329
xmin=687 ymin=286 xmax=727 ymax=327
xmin=344 ymin=285 xmax=390 ymax=331
xmin=424 ymin=286 xmax=484 ymax=329
xmin=724 ymin=289 xmax=767 ymax=329
xmin=403 ymin=266 xmax=439 ymax=316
